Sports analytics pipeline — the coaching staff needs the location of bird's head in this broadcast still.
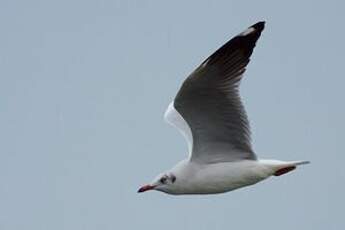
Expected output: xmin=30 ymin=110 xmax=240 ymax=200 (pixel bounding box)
xmin=138 ymin=172 xmax=177 ymax=193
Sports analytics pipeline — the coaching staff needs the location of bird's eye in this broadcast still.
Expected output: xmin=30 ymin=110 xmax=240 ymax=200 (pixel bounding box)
xmin=171 ymin=175 xmax=176 ymax=183
xmin=160 ymin=177 xmax=167 ymax=184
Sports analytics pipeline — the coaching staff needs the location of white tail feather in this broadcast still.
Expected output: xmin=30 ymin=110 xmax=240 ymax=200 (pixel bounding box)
xmin=259 ymin=159 xmax=310 ymax=176
xmin=289 ymin=160 xmax=310 ymax=166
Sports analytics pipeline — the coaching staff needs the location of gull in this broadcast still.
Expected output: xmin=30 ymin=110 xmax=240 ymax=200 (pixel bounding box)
xmin=138 ymin=21 xmax=309 ymax=195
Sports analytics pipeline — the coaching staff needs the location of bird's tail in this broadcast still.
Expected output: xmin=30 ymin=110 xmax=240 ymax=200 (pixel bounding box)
xmin=259 ymin=159 xmax=310 ymax=176
xmin=273 ymin=160 xmax=310 ymax=176
xmin=290 ymin=160 xmax=310 ymax=166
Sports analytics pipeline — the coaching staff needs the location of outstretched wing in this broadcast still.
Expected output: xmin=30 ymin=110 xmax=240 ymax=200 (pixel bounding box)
xmin=165 ymin=22 xmax=265 ymax=164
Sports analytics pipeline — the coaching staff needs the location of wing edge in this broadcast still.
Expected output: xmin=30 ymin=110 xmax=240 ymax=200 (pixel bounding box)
xmin=164 ymin=101 xmax=193 ymax=157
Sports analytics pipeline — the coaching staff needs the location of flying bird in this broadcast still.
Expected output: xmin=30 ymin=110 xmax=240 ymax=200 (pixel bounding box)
xmin=138 ymin=21 xmax=309 ymax=195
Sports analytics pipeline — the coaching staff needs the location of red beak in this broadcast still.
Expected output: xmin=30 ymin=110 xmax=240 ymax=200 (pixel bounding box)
xmin=138 ymin=184 xmax=155 ymax=193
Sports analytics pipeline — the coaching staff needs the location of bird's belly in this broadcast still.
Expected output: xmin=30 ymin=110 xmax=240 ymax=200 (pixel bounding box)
xmin=184 ymin=161 xmax=270 ymax=194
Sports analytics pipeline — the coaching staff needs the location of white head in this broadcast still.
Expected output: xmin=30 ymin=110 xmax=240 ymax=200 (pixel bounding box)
xmin=138 ymin=160 xmax=192 ymax=194
xmin=138 ymin=171 xmax=177 ymax=194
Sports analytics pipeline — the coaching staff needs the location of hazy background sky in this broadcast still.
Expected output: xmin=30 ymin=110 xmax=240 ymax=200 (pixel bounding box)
xmin=1 ymin=0 xmax=344 ymax=229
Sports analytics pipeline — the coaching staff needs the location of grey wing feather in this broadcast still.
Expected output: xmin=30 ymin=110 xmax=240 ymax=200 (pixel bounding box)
xmin=174 ymin=22 xmax=265 ymax=163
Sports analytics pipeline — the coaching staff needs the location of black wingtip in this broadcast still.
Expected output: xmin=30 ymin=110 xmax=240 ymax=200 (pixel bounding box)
xmin=251 ymin=21 xmax=265 ymax=32
xmin=238 ymin=21 xmax=265 ymax=38
xmin=199 ymin=21 xmax=265 ymax=68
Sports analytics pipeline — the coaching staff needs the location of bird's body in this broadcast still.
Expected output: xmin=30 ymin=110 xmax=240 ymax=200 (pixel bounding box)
xmin=157 ymin=159 xmax=269 ymax=195
xmin=138 ymin=21 xmax=309 ymax=195
xmin=154 ymin=158 xmax=308 ymax=195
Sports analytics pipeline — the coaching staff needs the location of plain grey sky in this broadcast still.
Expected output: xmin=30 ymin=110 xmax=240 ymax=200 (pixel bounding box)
xmin=1 ymin=0 xmax=344 ymax=229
